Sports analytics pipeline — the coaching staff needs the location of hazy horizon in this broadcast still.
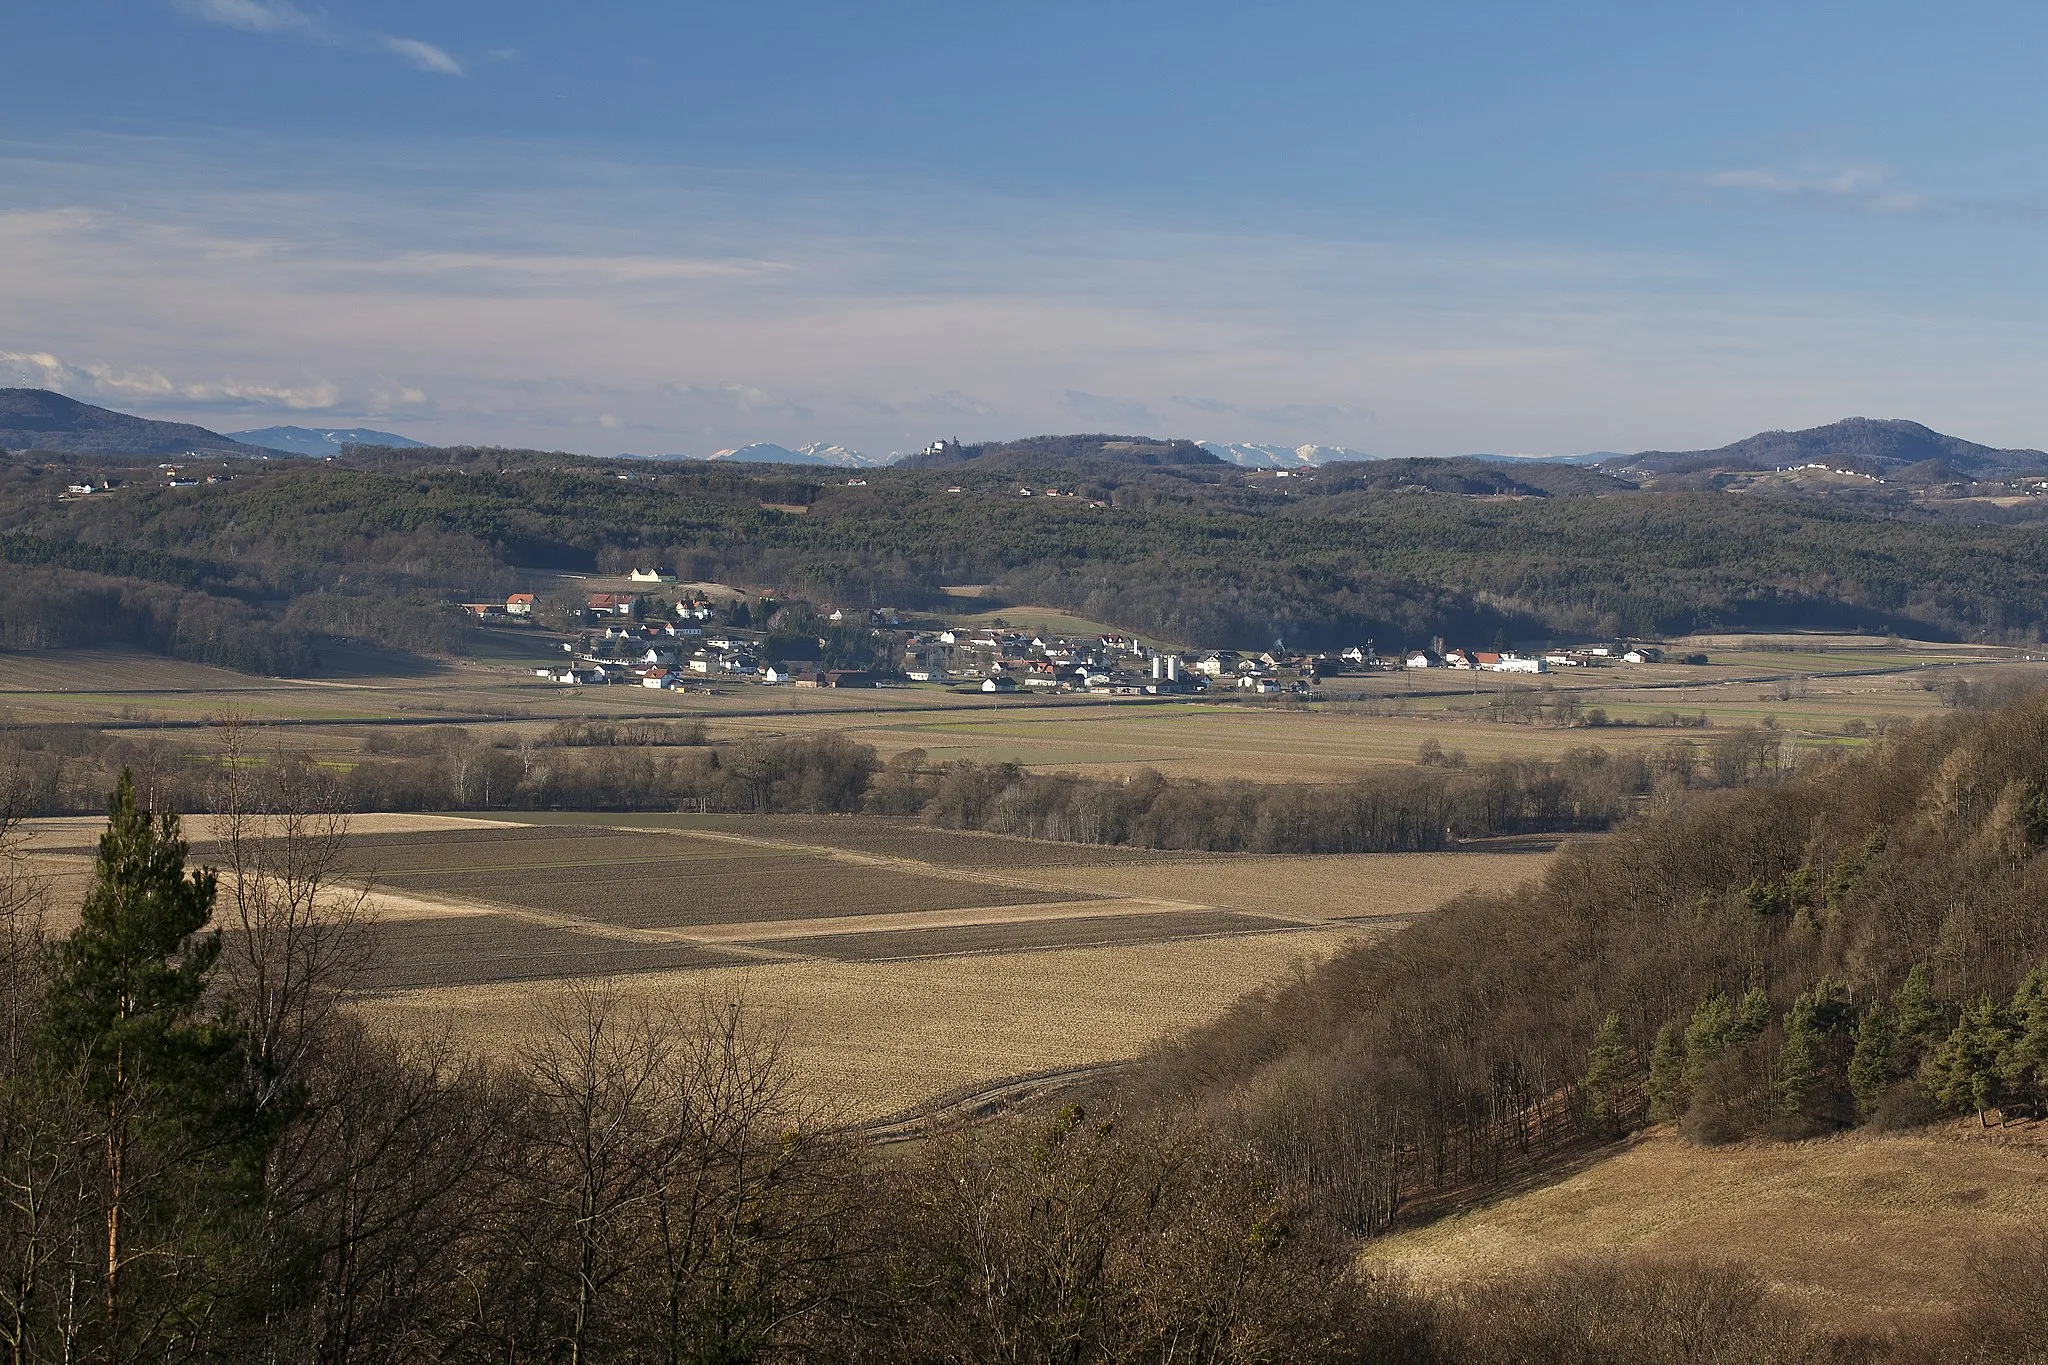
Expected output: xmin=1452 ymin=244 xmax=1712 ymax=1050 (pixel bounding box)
xmin=3 ymin=1 xmax=2044 ymax=458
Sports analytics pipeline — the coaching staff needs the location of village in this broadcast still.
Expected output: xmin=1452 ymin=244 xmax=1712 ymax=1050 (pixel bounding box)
xmin=454 ymin=570 xmax=1693 ymax=696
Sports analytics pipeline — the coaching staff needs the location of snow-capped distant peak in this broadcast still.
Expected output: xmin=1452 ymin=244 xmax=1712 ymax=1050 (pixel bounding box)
xmin=1199 ymin=441 xmax=1377 ymax=468
xmin=695 ymin=441 xmax=888 ymax=468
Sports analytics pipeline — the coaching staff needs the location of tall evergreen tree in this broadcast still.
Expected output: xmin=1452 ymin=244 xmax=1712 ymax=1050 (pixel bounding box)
xmin=1927 ymin=996 xmax=2015 ymax=1126
xmin=1892 ymin=963 xmax=1948 ymax=1062
xmin=1581 ymin=1011 xmax=1632 ymax=1136
xmin=1732 ymin=986 xmax=1773 ymax=1044
xmin=1646 ymin=1022 xmax=1688 ymax=1124
xmin=1681 ymin=992 xmax=1734 ymax=1095
xmin=1775 ymin=977 xmax=1856 ymax=1132
xmin=1998 ymin=966 xmax=2048 ymax=1119
xmin=37 ymin=770 xmax=249 ymax=1344
xmin=1848 ymin=1002 xmax=1896 ymax=1121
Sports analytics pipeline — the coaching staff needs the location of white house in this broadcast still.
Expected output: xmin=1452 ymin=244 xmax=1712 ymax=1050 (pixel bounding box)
xmin=981 ymin=676 xmax=1018 ymax=693
xmin=1487 ymin=654 xmax=1547 ymax=674
xmin=1405 ymin=650 xmax=1440 ymax=669
xmin=1623 ymin=647 xmax=1664 ymax=664
xmin=760 ymin=663 xmax=792 ymax=684
xmin=629 ymin=568 xmax=675 ymax=583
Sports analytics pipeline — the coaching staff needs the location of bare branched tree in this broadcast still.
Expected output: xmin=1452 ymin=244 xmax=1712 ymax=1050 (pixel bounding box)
xmin=208 ymin=716 xmax=372 ymax=1118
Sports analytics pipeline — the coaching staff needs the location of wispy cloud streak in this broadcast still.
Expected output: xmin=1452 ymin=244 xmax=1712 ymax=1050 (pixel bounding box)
xmin=170 ymin=0 xmax=463 ymax=76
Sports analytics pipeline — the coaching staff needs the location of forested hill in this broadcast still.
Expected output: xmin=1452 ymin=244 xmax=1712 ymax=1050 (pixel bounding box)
xmin=0 ymin=389 xmax=273 ymax=459
xmin=1619 ymin=417 xmax=2048 ymax=479
xmin=6 ymin=441 xmax=2048 ymax=672
xmin=1131 ymin=682 xmax=2048 ymax=1235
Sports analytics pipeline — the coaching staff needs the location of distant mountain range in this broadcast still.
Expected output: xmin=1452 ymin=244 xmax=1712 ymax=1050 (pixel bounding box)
xmin=897 ymin=434 xmax=1221 ymax=471
xmin=691 ymin=442 xmax=888 ymax=468
xmin=227 ymin=425 xmax=428 ymax=458
xmin=9 ymin=389 xmax=2047 ymax=487
xmin=0 ymin=388 xmax=273 ymax=458
xmin=1199 ymin=441 xmax=1376 ymax=468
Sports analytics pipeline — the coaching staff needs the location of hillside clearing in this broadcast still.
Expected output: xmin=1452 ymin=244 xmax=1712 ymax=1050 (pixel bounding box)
xmin=1364 ymin=1125 xmax=2048 ymax=1334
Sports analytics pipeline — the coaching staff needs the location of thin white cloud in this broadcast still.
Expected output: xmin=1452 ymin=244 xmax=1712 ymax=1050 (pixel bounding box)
xmin=172 ymin=0 xmax=321 ymax=37
xmin=1063 ymin=390 xmax=1158 ymax=427
xmin=359 ymin=250 xmax=786 ymax=285
xmin=7 ymin=134 xmax=2047 ymax=456
xmin=1694 ymin=166 xmax=1927 ymax=215
xmin=668 ymin=382 xmax=813 ymax=422
xmin=170 ymin=0 xmax=461 ymax=77
xmin=380 ymin=37 xmax=463 ymax=76
xmin=2 ymin=350 xmax=341 ymax=412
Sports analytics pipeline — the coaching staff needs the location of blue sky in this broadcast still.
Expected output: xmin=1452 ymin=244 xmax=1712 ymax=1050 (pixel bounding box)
xmin=1 ymin=1 xmax=2042 ymax=457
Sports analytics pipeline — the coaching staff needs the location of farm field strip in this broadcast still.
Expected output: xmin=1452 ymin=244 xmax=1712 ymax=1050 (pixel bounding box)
xmin=666 ymin=897 xmax=1210 ymax=945
xmin=751 ymin=909 xmax=1300 ymax=963
xmin=353 ymin=914 xmax=754 ymax=991
xmin=489 ymin=813 xmax=1202 ymax=867
xmin=355 ymin=926 xmax=1370 ymax=1120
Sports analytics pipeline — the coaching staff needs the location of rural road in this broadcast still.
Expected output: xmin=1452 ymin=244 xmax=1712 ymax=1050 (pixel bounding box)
xmin=851 ymin=1061 xmax=1136 ymax=1146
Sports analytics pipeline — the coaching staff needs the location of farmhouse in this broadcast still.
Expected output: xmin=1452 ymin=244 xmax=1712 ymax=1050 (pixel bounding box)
xmin=981 ymin=675 xmax=1018 ymax=693
xmin=505 ymin=592 xmax=536 ymax=616
xmin=1623 ymin=646 xmax=1664 ymax=664
xmin=586 ymin=593 xmax=638 ymax=616
xmin=1405 ymin=650 xmax=1441 ymax=669
xmin=628 ymin=568 xmax=676 ymax=583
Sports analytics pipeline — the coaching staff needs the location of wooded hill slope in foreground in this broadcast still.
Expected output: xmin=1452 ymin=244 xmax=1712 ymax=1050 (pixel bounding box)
xmin=1126 ymin=685 xmax=2048 ymax=1239
xmin=9 ymin=435 xmax=2048 ymax=672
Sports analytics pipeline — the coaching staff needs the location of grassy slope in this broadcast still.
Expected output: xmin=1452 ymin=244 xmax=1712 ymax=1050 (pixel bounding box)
xmin=1365 ymin=1124 xmax=2048 ymax=1333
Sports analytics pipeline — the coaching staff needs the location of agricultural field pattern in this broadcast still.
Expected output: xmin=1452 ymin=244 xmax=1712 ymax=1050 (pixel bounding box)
xmin=19 ymin=811 xmax=1557 ymax=1120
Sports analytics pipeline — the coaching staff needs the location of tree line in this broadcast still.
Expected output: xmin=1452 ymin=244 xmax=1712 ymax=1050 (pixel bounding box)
xmin=0 ymin=720 xmax=1795 ymax=853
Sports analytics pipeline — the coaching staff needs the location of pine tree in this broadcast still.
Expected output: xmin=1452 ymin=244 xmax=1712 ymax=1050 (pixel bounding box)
xmin=1927 ymin=996 xmax=2014 ymax=1126
xmin=1732 ymin=986 xmax=1773 ymax=1044
xmin=36 ymin=771 xmax=246 ymax=1340
xmin=1892 ymin=963 xmax=1947 ymax=1061
xmin=1775 ymin=977 xmax=1855 ymax=1131
xmin=1646 ymin=1022 xmax=1688 ymax=1124
xmin=1581 ymin=1012 xmax=1632 ymax=1136
xmin=1681 ymin=992 xmax=1734 ymax=1094
xmin=1848 ymin=1002 xmax=1896 ymax=1121
xmin=1997 ymin=966 xmax=2048 ymax=1119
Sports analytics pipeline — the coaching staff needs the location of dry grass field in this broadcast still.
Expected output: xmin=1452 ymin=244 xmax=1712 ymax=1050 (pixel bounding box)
xmin=1364 ymin=1124 xmax=2048 ymax=1335
xmin=15 ymin=810 xmax=1554 ymax=1117
xmin=360 ymin=926 xmax=1366 ymax=1121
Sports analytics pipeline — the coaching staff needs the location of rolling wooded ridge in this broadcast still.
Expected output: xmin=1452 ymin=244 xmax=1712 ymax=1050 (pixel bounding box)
xmin=6 ymin=441 xmax=2048 ymax=672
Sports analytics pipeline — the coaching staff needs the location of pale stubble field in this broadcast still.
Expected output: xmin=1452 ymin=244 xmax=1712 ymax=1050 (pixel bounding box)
xmin=20 ymin=811 xmax=1560 ymax=1120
